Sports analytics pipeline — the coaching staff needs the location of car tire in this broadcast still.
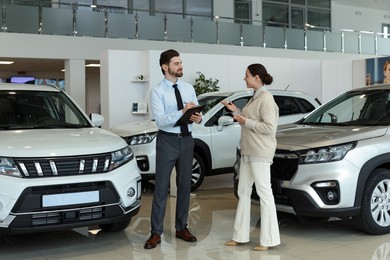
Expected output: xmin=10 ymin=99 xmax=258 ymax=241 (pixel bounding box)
xmin=98 ymin=218 xmax=132 ymax=232
xmin=354 ymin=168 xmax=390 ymax=235
xmin=191 ymin=152 xmax=206 ymax=192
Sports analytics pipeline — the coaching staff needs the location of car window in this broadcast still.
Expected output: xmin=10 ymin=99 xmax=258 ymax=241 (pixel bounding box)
xmin=205 ymin=96 xmax=250 ymax=126
xmin=295 ymin=97 xmax=316 ymax=113
xmin=274 ymin=96 xmax=301 ymax=116
xmin=198 ymin=95 xmax=226 ymax=114
xmin=303 ymin=89 xmax=390 ymax=126
xmin=0 ymin=90 xmax=91 ymax=130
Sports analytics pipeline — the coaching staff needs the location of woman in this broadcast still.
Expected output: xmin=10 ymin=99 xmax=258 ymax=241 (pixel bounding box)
xmin=222 ymin=63 xmax=280 ymax=251
xmin=384 ymin=60 xmax=390 ymax=84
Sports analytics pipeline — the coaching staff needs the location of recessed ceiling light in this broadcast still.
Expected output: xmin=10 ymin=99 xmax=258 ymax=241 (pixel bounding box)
xmin=0 ymin=61 xmax=14 ymax=65
xmin=85 ymin=63 xmax=100 ymax=67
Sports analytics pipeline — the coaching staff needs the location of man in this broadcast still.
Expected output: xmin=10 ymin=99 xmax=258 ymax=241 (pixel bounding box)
xmin=144 ymin=49 xmax=202 ymax=249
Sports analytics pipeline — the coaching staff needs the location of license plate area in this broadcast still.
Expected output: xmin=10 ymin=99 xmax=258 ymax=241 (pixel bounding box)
xmin=42 ymin=190 xmax=99 ymax=207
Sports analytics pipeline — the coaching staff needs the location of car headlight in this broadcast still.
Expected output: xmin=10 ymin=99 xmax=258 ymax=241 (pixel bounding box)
xmin=109 ymin=146 xmax=134 ymax=171
xmin=0 ymin=157 xmax=22 ymax=177
xmin=299 ymin=142 xmax=356 ymax=164
xmin=124 ymin=132 xmax=157 ymax=145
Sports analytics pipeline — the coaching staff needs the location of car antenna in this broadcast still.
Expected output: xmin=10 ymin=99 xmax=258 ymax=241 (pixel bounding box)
xmin=284 ymin=84 xmax=290 ymax=91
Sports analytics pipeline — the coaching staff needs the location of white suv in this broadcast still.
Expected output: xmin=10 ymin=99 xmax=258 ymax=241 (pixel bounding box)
xmin=112 ymin=89 xmax=321 ymax=191
xmin=0 ymin=83 xmax=141 ymax=234
xmin=234 ymin=84 xmax=390 ymax=235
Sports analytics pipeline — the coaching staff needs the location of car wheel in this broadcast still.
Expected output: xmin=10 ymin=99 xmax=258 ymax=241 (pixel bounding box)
xmin=98 ymin=218 xmax=132 ymax=232
xmin=191 ymin=152 xmax=205 ymax=192
xmin=355 ymin=168 xmax=390 ymax=235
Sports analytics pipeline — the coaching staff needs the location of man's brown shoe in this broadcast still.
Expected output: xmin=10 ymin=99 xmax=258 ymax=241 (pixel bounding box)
xmin=144 ymin=233 xmax=161 ymax=249
xmin=176 ymin=228 xmax=197 ymax=242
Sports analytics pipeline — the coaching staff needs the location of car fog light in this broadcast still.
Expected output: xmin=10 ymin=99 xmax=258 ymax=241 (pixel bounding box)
xmin=127 ymin=188 xmax=136 ymax=197
xmin=136 ymin=156 xmax=149 ymax=171
xmin=327 ymin=190 xmax=336 ymax=201
xmin=311 ymin=180 xmax=340 ymax=205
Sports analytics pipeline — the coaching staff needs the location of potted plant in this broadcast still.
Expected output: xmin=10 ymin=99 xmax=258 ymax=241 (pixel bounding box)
xmin=193 ymin=71 xmax=220 ymax=96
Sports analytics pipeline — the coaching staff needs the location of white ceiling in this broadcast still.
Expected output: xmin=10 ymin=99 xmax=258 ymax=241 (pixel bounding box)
xmin=0 ymin=58 xmax=99 ymax=75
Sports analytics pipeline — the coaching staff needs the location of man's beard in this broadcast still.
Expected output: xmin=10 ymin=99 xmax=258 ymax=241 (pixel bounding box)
xmin=169 ymin=68 xmax=183 ymax=77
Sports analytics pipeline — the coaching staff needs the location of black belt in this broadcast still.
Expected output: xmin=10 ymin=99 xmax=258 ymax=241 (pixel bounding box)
xmin=158 ymin=130 xmax=191 ymax=138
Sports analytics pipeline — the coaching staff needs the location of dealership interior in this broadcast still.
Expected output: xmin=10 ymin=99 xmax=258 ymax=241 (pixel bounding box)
xmin=2 ymin=1 xmax=390 ymax=259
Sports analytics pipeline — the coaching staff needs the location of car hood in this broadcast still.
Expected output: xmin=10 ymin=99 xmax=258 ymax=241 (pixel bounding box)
xmin=111 ymin=121 xmax=158 ymax=137
xmin=1 ymin=128 xmax=126 ymax=157
xmin=276 ymin=124 xmax=388 ymax=150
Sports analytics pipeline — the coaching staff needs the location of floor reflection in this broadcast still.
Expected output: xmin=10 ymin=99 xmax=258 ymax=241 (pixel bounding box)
xmin=0 ymin=174 xmax=390 ymax=260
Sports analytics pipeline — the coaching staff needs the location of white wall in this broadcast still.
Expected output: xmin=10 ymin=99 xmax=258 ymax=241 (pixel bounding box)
xmin=103 ymin=49 xmax=367 ymax=129
xmin=332 ymin=2 xmax=390 ymax=33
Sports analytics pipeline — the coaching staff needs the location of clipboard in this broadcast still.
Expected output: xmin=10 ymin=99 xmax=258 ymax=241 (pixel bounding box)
xmin=174 ymin=105 xmax=205 ymax=127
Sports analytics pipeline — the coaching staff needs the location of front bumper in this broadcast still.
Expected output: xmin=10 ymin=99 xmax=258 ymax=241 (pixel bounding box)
xmin=0 ymin=162 xmax=142 ymax=234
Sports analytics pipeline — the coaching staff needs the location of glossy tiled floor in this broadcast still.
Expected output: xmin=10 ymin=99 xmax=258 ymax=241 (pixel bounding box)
xmin=1 ymin=174 xmax=390 ymax=260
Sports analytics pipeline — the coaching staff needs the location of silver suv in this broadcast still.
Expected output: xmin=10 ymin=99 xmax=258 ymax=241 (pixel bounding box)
xmin=234 ymin=84 xmax=390 ymax=235
xmin=0 ymin=83 xmax=141 ymax=234
xmin=112 ymin=89 xmax=320 ymax=191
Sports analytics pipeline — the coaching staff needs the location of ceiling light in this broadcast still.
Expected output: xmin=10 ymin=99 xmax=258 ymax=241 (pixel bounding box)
xmin=0 ymin=61 xmax=14 ymax=64
xmin=360 ymin=30 xmax=374 ymax=34
xmin=85 ymin=63 xmax=100 ymax=67
xmin=341 ymin=29 xmax=354 ymax=32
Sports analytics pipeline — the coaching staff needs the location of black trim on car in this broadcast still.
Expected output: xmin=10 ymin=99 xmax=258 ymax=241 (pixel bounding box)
xmin=354 ymin=153 xmax=390 ymax=207
xmin=287 ymin=189 xmax=360 ymax=218
xmin=2 ymin=181 xmax=141 ymax=234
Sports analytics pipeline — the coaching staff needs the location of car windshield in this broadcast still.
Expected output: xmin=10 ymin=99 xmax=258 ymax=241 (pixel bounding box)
xmin=0 ymin=90 xmax=92 ymax=130
xmin=198 ymin=94 xmax=228 ymax=114
xmin=301 ymin=89 xmax=390 ymax=126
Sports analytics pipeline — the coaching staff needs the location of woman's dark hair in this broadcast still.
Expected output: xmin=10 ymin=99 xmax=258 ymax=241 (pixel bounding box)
xmin=159 ymin=49 xmax=180 ymax=75
xmin=247 ymin=63 xmax=273 ymax=85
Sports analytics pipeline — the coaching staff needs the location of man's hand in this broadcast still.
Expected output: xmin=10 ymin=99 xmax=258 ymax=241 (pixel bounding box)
xmin=182 ymin=101 xmax=196 ymax=113
xmin=191 ymin=112 xmax=203 ymax=124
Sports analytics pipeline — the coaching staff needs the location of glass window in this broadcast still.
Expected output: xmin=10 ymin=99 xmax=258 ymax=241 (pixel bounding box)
xmin=186 ymin=0 xmax=212 ymax=19
xmin=307 ymin=0 xmax=330 ymax=8
xmin=96 ymin=0 xmax=127 ymax=8
xmin=291 ymin=0 xmax=305 ymax=4
xmin=263 ymin=3 xmax=288 ymax=25
xmin=134 ymin=0 xmax=149 ymax=11
xmin=274 ymin=96 xmax=301 ymax=116
xmin=383 ymin=24 xmax=390 ymax=38
xmin=60 ymin=0 xmax=93 ymax=10
xmin=155 ymin=0 xmax=182 ymax=15
xmin=234 ymin=0 xmax=252 ymax=24
xmin=296 ymin=98 xmax=316 ymax=113
xmin=308 ymin=8 xmax=330 ymax=29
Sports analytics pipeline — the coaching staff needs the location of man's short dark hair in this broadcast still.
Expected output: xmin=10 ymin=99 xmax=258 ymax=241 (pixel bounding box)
xmin=159 ymin=49 xmax=180 ymax=75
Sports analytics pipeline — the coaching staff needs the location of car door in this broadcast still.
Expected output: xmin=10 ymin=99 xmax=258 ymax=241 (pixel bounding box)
xmin=207 ymin=96 xmax=250 ymax=169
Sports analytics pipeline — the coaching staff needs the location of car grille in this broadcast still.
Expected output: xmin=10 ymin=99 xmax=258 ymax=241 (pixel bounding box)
xmin=14 ymin=153 xmax=112 ymax=178
xmin=271 ymin=149 xmax=299 ymax=181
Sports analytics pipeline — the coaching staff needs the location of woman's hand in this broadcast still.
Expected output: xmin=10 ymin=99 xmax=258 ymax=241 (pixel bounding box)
xmin=221 ymin=100 xmax=237 ymax=112
xmin=233 ymin=114 xmax=246 ymax=125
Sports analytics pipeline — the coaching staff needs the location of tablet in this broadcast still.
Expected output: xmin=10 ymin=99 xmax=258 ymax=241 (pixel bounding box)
xmin=174 ymin=105 xmax=205 ymax=127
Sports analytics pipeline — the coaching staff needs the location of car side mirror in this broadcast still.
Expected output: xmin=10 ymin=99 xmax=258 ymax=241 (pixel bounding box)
xmin=90 ymin=113 xmax=104 ymax=127
xmin=217 ymin=115 xmax=234 ymax=131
